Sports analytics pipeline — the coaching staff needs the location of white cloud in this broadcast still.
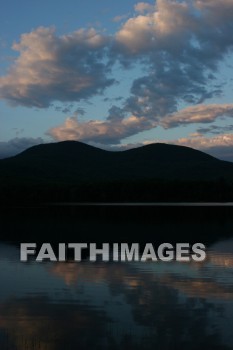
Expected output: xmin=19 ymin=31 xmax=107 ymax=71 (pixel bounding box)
xmin=46 ymin=102 xmax=233 ymax=149
xmin=162 ymin=104 xmax=233 ymax=128
xmin=170 ymin=133 xmax=233 ymax=162
xmin=113 ymin=14 xmax=129 ymax=23
xmin=47 ymin=115 xmax=155 ymax=145
xmin=0 ymin=27 xmax=113 ymax=108
xmin=116 ymin=0 xmax=196 ymax=53
xmin=134 ymin=2 xmax=155 ymax=14
xmin=172 ymin=133 xmax=233 ymax=150
xmin=138 ymin=133 xmax=233 ymax=162
xmin=116 ymin=0 xmax=233 ymax=54
xmin=89 ymin=133 xmax=233 ymax=162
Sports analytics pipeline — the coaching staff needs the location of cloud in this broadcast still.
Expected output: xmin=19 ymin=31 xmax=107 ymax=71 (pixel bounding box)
xmin=1 ymin=0 xmax=233 ymax=158
xmin=172 ymin=133 xmax=233 ymax=150
xmin=164 ymin=133 xmax=233 ymax=162
xmin=47 ymin=114 xmax=155 ymax=145
xmin=197 ymin=124 xmax=233 ymax=135
xmin=0 ymin=137 xmax=44 ymax=159
xmin=2 ymin=0 xmax=233 ymax=116
xmin=108 ymin=133 xmax=233 ymax=162
xmin=47 ymin=103 xmax=233 ymax=150
xmin=116 ymin=0 xmax=194 ymax=54
xmin=134 ymin=2 xmax=155 ymax=14
xmin=116 ymin=0 xmax=233 ymax=56
xmin=162 ymin=104 xmax=233 ymax=128
xmin=0 ymin=27 xmax=113 ymax=108
xmin=112 ymin=14 xmax=129 ymax=23
xmin=1 ymin=132 xmax=232 ymax=164
xmin=115 ymin=0 xmax=233 ymax=120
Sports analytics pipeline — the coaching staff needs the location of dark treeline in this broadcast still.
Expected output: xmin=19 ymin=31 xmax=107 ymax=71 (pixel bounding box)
xmin=1 ymin=141 xmax=233 ymax=205
xmin=1 ymin=178 xmax=233 ymax=204
xmin=1 ymin=202 xmax=233 ymax=244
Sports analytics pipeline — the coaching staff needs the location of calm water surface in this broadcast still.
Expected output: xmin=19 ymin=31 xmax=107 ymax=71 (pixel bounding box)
xmin=0 ymin=206 xmax=233 ymax=349
xmin=0 ymin=239 xmax=233 ymax=349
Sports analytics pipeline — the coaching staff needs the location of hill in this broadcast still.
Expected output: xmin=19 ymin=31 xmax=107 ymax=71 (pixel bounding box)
xmin=0 ymin=141 xmax=233 ymax=203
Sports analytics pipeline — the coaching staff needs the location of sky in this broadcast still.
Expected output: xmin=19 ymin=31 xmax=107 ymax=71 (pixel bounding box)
xmin=0 ymin=0 xmax=233 ymax=161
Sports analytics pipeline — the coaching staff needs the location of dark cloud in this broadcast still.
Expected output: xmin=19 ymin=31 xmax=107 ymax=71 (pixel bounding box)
xmin=0 ymin=137 xmax=44 ymax=159
xmin=74 ymin=107 xmax=86 ymax=116
xmin=205 ymin=145 xmax=233 ymax=162
xmin=54 ymin=104 xmax=74 ymax=114
xmin=197 ymin=124 xmax=233 ymax=135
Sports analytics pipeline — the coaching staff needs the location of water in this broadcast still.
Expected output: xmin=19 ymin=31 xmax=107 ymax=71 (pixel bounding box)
xmin=0 ymin=206 xmax=233 ymax=349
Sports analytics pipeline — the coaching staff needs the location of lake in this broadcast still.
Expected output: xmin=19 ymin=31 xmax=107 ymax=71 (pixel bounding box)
xmin=0 ymin=205 xmax=233 ymax=349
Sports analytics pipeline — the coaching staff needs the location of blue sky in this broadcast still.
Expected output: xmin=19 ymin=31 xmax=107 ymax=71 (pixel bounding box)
xmin=0 ymin=0 xmax=233 ymax=160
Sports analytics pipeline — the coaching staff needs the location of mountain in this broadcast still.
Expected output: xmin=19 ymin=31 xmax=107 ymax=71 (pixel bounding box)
xmin=0 ymin=141 xmax=233 ymax=202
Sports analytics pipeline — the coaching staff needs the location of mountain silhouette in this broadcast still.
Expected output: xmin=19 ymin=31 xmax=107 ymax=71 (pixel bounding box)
xmin=0 ymin=141 xmax=233 ymax=202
